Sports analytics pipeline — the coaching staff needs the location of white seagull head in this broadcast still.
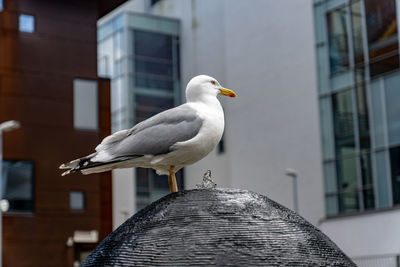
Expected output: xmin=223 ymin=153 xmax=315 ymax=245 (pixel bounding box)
xmin=186 ymin=75 xmax=236 ymax=103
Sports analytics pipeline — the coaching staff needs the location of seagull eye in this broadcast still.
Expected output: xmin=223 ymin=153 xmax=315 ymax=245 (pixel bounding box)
xmin=210 ymin=80 xmax=216 ymax=85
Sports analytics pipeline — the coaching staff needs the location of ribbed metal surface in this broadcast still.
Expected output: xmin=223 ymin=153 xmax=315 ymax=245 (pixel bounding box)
xmin=83 ymin=188 xmax=355 ymax=266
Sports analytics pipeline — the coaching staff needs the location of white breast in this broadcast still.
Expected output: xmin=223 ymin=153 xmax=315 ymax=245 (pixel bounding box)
xmin=173 ymin=100 xmax=225 ymax=161
xmin=148 ymin=97 xmax=225 ymax=174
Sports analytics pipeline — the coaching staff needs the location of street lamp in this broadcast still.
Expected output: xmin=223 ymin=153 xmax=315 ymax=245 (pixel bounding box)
xmin=0 ymin=120 xmax=20 ymax=267
xmin=285 ymin=168 xmax=299 ymax=214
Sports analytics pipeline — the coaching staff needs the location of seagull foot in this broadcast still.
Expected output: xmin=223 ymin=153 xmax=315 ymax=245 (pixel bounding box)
xmin=196 ymin=170 xmax=217 ymax=189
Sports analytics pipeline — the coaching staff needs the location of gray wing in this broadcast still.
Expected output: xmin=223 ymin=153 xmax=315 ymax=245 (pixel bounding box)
xmin=108 ymin=104 xmax=203 ymax=158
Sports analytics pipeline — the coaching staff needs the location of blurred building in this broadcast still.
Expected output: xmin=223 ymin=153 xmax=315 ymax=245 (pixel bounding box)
xmin=0 ymin=0 xmax=126 ymax=266
xmin=98 ymin=0 xmax=324 ymax=235
xmin=97 ymin=11 xmax=184 ymax=224
xmin=314 ymin=0 xmax=400 ymax=264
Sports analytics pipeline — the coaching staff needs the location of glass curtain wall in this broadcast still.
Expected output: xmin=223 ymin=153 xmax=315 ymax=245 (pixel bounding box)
xmin=98 ymin=13 xmax=183 ymax=211
xmin=133 ymin=29 xmax=183 ymax=209
xmin=314 ymin=0 xmax=400 ymax=216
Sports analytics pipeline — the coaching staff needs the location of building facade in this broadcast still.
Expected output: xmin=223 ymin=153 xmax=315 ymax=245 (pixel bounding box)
xmin=99 ymin=0 xmax=324 ymax=234
xmin=314 ymin=0 xmax=400 ymax=264
xmin=0 ymin=0 xmax=124 ymax=266
xmin=97 ymin=11 xmax=184 ymax=227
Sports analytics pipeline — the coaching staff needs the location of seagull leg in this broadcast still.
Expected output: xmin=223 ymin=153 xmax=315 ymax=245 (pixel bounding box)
xmin=168 ymin=165 xmax=178 ymax=193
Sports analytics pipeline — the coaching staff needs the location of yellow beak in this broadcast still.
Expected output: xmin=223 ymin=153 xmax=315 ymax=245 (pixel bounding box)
xmin=219 ymin=88 xmax=237 ymax=98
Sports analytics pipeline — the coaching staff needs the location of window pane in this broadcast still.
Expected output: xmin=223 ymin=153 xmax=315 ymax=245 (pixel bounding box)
xmin=135 ymin=95 xmax=174 ymax=111
xmin=336 ymin=156 xmax=360 ymax=212
xmin=337 ymin=157 xmax=358 ymax=190
xmin=356 ymin=83 xmax=370 ymax=148
xmin=365 ymin=0 xmax=399 ymax=77
xmin=327 ymin=7 xmax=349 ymax=74
xmin=370 ymin=80 xmax=385 ymax=147
xmin=135 ymin=74 xmax=174 ymax=91
xmin=325 ymin=194 xmax=338 ymax=216
xmin=0 ymin=0 xmax=3 ymax=12
xmin=136 ymin=168 xmax=184 ymax=210
xmin=332 ymin=90 xmax=355 ymax=156
xmin=375 ymin=150 xmax=391 ymax=208
xmin=324 ymin=162 xmax=337 ymax=193
xmin=351 ymin=1 xmax=364 ymax=66
xmin=70 ymin=191 xmax=85 ymax=211
xmin=390 ymin=146 xmax=400 ymax=205
xmin=134 ymin=30 xmax=172 ymax=59
xmin=360 ymin=152 xmax=375 ymax=209
xmin=314 ymin=3 xmax=326 ymax=44
xmin=338 ymin=190 xmax=359 ymax=213
xmin=317 ymin=45 xmax=330 ymax=93
xmin=2 ymin=160 xmax=34 ymax=212
xmin=135 ymin=95 xmax=174 ymax=123
xmin=19 ymin=14 xmax=35 ymax=33
xmin=73 ymin=79 xmax=99 ymax=131
xmin=98 ymin=36 xmax=113 ymax=78
xmin=385 ymin=74 xmax=400 ymax=145
xmin=135 ymin=59 xmax=173 ymax=76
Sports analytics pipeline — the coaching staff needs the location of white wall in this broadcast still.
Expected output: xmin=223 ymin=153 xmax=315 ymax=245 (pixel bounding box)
xmin=112 ymin=169 xmax=135 ymax=228
xmin=320 ymin=209 xmax=400 ymax=257
xmin=149 ymin=0 xmax=324 ymax=225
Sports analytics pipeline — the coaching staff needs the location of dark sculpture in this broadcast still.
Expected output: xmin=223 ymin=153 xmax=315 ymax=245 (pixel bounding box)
xmin=83 ymin=188 xmax=355 ymax=266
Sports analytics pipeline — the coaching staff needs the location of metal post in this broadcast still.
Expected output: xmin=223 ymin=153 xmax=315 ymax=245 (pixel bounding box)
xmin=292 ymin=174 xmax=298 ymax=214
xmin=285 ymin=169 xmax=299 ymax=214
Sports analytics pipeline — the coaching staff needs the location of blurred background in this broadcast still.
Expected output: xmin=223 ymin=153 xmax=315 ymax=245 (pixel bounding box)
xmin=0 ymin=0 xmax=398 ymax=266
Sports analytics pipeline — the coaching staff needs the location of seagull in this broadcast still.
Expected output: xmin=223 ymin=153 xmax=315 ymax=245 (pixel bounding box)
xmin=59 ymin=75 xmax=236 ymax=193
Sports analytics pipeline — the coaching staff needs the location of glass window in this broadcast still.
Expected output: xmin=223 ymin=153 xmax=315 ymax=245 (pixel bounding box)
xmin=356 ymin=83 xmax=370 ymax=149
xmin=332 ymin=90 xmax=356 ymax=157
xmin=2 ymin=160 xmax=34 ymax=212
xmin=375 ymin=150 xmax=391 ymax=208
xmin=19 ymin=14 xmax=35 ymax=33
xmin=336 ymin=157 xmax=359 ymax=213
xmin=370 ymin=80 xmax=385 ymax=148
xmin=134 ymin=30 xmax=175 ymax=92
xmin=325 ymin=195 xmax=338 ymax=216
xmin=134 ymin=30 xmax=172 ymax=59
xmin=360 ymin=152 xmax=375 ymax=209
xmin=320 ymin=97 xmax=335 ymax=159
xmin=135 ymin=95 xmax=174 ymax=123
xmin=135 ymin=59 xmax=173 ymax=76
xmin=316 ymin=45 xmax=330 ymax=93
xmin=324 ymin=161 xmax=337 ymax=193
xmin=390 ymin=147 xmax=400 ymax=205
xmin=136 ymin=168 xmax=183 ymax=210
xmin=324 ymin=162 xmax=338 ymax=216
xmin=98 ymin=36 xmax=113 ymax=78
xmin=385 ymin=74 xmax=400 ymax=146
xmin=0 ymin=0 xmax=3 ymax=12
xmin=327 ymin=7 xmax=350 ymax=74
xmin=135 ymin=74 xmax=174 ymax=91
xmin=70 ymin=191 xmax=85 ymax=211
xmin=351 ymin=1 xmax=364 ymax=67
xmin=365 ymin=0 xmax=399 ymax=77
xmin=73 ymin=79 xmax=99 ymax=131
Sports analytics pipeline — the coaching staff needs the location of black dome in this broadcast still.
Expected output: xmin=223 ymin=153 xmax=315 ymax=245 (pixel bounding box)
xmin=83 ymin=188 xmax=355 ymax=266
